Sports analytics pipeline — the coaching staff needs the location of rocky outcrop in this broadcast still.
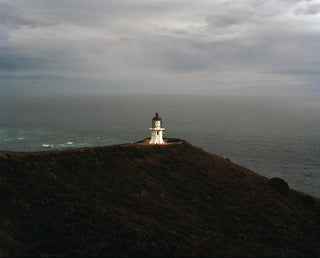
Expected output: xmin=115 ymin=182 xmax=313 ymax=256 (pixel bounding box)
xmin=268 ymin=177 xmax=289 ymax=194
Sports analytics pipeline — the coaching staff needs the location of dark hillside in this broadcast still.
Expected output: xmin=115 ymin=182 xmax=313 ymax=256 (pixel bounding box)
xmin=0 ymin=140 xmax=319 ymax=256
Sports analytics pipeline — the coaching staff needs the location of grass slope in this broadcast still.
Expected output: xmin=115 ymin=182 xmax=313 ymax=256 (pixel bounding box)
xmin=0 ymin=140 xmax=319 ymax=257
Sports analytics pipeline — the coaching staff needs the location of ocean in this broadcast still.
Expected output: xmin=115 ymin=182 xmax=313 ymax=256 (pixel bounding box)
xmin=1 ymin=93 xmax=319 ymax=197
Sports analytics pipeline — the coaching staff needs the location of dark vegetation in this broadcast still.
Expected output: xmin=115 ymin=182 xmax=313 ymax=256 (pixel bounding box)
xmin=0 ymin=140 xmax=319 ymax=257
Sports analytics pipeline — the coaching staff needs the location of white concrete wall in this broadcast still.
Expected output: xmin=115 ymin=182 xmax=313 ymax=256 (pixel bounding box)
xmin=150 ymin=128 xmax=165 ymax=144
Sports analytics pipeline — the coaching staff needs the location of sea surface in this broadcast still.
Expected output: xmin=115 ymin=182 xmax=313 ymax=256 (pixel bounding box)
xmin=1 ymin=93 xmax=319 ymax=197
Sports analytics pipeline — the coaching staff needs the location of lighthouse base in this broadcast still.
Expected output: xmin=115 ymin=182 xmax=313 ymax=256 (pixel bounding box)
xmin=149 ymin=128 xmax=165 ymax=144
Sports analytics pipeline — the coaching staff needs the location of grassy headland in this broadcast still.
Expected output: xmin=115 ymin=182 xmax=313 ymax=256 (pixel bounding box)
xmin=0 ymin=139 xmax=319 ymax=256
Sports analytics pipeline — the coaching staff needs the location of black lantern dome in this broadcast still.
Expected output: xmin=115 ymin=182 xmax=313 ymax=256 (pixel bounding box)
xmin=152 ymin=112 xmax=162 ymax=121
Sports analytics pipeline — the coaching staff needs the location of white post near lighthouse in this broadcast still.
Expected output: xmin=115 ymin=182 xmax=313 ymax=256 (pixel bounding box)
xmin=150 ymin=113 xmax=165 ymax=144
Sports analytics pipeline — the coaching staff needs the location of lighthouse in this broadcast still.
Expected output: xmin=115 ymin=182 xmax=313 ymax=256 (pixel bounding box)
xmin=150 ymin=113 xmax=165 ymax=144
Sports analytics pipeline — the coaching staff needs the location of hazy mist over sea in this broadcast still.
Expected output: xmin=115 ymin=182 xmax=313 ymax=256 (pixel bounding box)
xmin=0 ymin=93 xmax=319 ymax=197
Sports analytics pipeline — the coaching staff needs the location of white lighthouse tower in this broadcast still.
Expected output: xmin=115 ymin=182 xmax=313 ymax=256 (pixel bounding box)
xmin=150 ymin=113 xmax=165 ymax=144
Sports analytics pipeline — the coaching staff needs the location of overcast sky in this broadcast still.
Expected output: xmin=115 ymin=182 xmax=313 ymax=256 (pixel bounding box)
xmin=1 ymin=0 xmax=319 ymax=96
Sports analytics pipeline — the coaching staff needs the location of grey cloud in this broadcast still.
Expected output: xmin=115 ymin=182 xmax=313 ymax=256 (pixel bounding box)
xmin=0 ymin=0 xmax=319 ymax=97
xmin=205 ymin=4 xmax=257 ymax=30
xmin=295 ymin=3 xmax=320 ymax=15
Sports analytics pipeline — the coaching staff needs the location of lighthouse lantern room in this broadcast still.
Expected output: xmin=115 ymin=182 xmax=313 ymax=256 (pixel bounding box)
xmin=150 ymin=113 xmax=165 ymax=144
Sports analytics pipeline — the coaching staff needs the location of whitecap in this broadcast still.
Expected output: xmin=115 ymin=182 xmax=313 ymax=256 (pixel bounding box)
xmin=42 ymin=144 xmax=54 ymax=147
xmin=18 ymin=137 xmax=25 ymax=140
xmin=66 ymin=142 xmax=73 ymax=145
